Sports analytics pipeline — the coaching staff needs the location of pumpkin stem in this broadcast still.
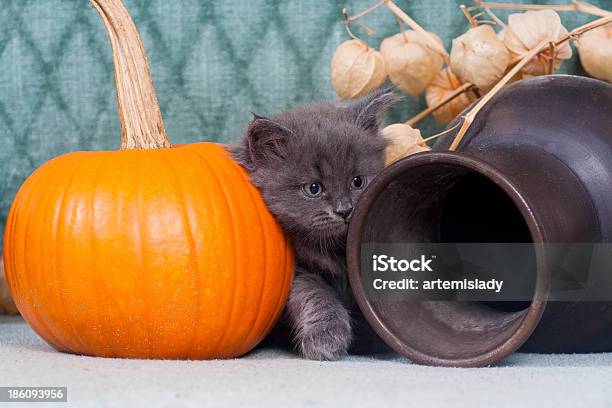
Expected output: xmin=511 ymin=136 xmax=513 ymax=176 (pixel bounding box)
xmin=90 ymin=0 xmax=171 ymax=149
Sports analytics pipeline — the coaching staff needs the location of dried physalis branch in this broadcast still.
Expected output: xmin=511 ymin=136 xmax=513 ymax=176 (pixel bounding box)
xmin=576 ymin=23 xmax=612 ymax=82
xmin=380 ymin=30 xmax=444 ymax=96
xmin=331 ymin=39 xmax=387 ymax=99
xmin=382 ymin=123 xmax=430 ymax=166
xmin=426 ymin=68 xmax=478 ymax=124
xmin=407 ymin=82 xmax=475 ymax=127
xmin=332 ymin=1 xmax=449 ymax=99
xmin=383 ymin=0 xmax=450 ymax=62
xmin=331 ymin=8 xmax=386 ymax=99
xmin=451 ymin=24 xmax=510 ymax=92
xmin=500 ymin=10 xmax=572 ymax=77
xmin=474 ymin=0 xmax=610 ymax=18
xmin=449 ymin=14 xmax=612 ymax=151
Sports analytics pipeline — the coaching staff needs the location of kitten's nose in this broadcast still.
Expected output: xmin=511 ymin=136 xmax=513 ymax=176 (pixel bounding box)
xmin=334 ymin=201 xmax=353 ymax=220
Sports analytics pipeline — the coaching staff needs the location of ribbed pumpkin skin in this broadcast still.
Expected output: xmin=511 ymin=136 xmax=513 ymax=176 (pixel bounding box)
xmin=3 ymin=142 xmax=293 ymax=359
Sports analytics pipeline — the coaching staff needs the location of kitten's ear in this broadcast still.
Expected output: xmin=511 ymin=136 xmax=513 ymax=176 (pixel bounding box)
xmin=347 ymin=86 xmax=399 ymax=132
xmin=245 ymin=113 xmax=294 ymax=165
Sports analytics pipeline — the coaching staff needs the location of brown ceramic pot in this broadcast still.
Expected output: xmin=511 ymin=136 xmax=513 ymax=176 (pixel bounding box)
xmin=347 ymin=75 xmax=612 ymax=367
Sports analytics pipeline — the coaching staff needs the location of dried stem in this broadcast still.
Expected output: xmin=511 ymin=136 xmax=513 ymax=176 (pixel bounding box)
xmin=342 ymin=8 xmax=368 ymax=42
xmin=343 ymin=1 xmax=379 ymax=39
xmin=448 ymin=14 xmax=612 ymax=151
xmin=407 ymin=83 xmax=475 ymax=127
xmin=460 ymin=5 xmax=479 ymax=27
xmin=473 ymin=0 xmax=611 ymax=17
xmin=483 ymin=7 xmax=507 ymax=27
xmin=90 ymin=0 xmax=170 ymax=149
xmin=417 ymin=121 xmax=463 ymax=146
xmin=548 ymin=42 xmax=556 ymax=74
xmin=347 ymin=0 xmax=386 ymax=20
xmin=396 ymin=17 xmax=410 ymax=42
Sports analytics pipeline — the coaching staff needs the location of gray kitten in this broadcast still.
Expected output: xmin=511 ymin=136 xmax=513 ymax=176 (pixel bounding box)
xmin=232 ymin=87 xmax=396 ymax=360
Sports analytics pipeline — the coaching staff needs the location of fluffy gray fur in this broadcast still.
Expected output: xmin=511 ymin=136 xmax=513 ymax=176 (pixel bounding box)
xmin=231 ymin=87 xmax=397 ymax=360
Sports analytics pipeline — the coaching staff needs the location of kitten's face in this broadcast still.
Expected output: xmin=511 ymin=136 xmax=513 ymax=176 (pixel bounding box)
xmin=234 ymin=88 xmax=395 ymax=242
xmin=257 ymin=119 xmax=385 ymax=239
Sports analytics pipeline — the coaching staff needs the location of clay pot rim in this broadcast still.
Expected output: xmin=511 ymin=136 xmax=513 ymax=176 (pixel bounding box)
xmin=347 ymin=151 xmax=549 ymax=367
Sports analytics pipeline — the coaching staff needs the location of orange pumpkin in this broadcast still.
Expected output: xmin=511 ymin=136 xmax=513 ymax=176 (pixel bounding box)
xmin=2 ymin=0 xmax=293 ymax=359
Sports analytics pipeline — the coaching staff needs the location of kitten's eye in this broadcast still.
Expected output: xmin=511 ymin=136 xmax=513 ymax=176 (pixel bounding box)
xmin=351 ymin=176 xmax=366 ymax=190
xmin=302 ymin=182 xmax=323 ymax=197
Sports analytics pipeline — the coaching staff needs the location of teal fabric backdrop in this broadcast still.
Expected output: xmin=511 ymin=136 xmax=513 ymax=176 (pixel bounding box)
xmin=0 ymin=0 xmax=607 ymax=246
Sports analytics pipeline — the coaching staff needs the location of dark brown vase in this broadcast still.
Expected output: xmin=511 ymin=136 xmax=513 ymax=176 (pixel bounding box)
xmin=347 ymin=75 xmax=612 ymax=367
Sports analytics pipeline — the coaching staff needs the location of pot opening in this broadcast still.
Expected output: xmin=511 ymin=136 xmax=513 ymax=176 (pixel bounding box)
xmin=359 ymin=160 xmax=538 ymax=364
xmin=439 ymin=172 xmax=532 ymax=313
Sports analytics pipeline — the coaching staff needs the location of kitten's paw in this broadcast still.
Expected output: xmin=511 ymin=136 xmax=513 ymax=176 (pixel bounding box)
xmin=298 ymin=319 xmax=352 ymax=361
